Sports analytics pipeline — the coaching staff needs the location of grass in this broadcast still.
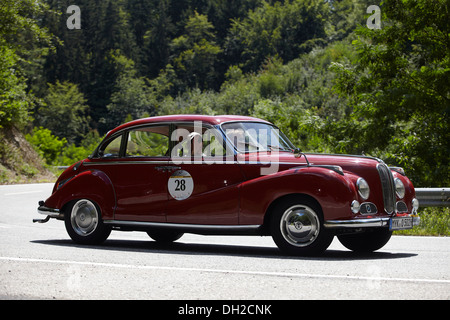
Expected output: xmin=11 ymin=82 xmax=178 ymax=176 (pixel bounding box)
xmin=394 ymin=207 xmax=450 ymax=236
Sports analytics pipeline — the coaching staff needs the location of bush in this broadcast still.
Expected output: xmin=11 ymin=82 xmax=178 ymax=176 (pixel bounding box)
xmin=395 ymin=207 xmax=450 ymax=236
xmin=25 ymin=127 xmax=67 ymax=165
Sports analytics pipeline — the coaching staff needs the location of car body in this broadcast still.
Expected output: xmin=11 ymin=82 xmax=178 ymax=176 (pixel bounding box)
xmin=34 ymin=115 xmax=420 ymax=255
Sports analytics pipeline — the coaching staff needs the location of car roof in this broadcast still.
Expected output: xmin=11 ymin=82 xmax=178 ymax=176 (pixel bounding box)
xmin=107 ymin=114 xmax=271 ymax=137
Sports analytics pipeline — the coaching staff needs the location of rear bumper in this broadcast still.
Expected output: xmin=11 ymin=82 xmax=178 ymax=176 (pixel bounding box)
xmin=37 ymin=205 xmax=61 ymax=218
xmin=33 ymin=201 xmax=64 ymax=223
xmin=324 ymin=215 xmax=420 ymax=229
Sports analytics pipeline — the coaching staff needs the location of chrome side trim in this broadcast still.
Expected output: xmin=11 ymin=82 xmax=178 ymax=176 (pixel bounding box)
xmin=84 ymin=160 xmax=169 ymax=166
xmin=103 ymin=220 xmax=262 ymax=235
xmin=324 ymin=218 xmax=390 ymax=229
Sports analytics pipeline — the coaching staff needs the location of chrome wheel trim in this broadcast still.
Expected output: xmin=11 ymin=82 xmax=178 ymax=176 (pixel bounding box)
xmin=280 ymin=205 xmax=320 ymax=247
xmin=71 ymin=200 xmax=98 ymax=236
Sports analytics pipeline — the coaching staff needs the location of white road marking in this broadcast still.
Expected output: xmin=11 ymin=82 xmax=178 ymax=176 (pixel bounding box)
xmin=1 ymin=256 xmax=449 ymax=284
xmin=4 ymin=190 xmax=43 ymax=196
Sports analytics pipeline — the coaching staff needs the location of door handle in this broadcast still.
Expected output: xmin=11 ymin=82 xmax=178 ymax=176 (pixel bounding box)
xmin=155 ymin=166 xmax=181 ymax=172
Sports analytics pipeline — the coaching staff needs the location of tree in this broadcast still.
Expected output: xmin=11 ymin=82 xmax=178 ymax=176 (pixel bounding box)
xmin=106 ymin=51 xmax=156 ymax=128
xmin=170 ymin=11 xmax=222 ymax=91
xmin=330 ymin=0 xmax=450 ymax=187
xmin=228 ymin=0 xmax=329 ymax=71
xmin=0 ymin=0 xmax=53 ymax=129
xmin=37 ymin=81 xmax=89 ymax=143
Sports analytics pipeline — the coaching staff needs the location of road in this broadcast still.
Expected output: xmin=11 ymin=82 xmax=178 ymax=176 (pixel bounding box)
xmin=0 ymin=183 xmax=449 ymax=300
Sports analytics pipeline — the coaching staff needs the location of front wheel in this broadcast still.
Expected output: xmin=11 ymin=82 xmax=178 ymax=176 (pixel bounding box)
xmin=64 ymin=199 xmax=111 ymax=245
xmin=337 ymin=229 xmax=392 ymax=253
xmin=270 ymin=198 xmax=333 ymax=256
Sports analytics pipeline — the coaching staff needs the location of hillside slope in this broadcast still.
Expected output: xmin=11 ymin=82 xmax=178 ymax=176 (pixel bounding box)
xmin=0 ymin=126 xmax=55 ymax=184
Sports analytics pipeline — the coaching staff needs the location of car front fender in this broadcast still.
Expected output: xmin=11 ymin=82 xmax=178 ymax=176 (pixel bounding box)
xmin=239 ymin=166 xmax=358 ymax=225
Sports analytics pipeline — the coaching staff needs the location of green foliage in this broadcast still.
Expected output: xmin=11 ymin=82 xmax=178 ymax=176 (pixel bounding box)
xmin=26 ymin=127 xmax=67 ymax=165
xmin=170 ymin=11 xmax=223 ymax=91
xmin=1 ymin=0 xmax=447 ymax=190
xmin=26 ymin=126 xmax=102 ymax=166
xmin=395 ymin=207 xmax=450 ymax=236
xmin=57 ymin=130 xmax=102 ymax=166
xmin=0 ymin=0 xmax=53 ymax=129
xmin=0 ymin=46 xmax=30 ymax=128
xmin=229 ymin=0 xmax=329 ymax=70
xmin=330 ymin=0 xmax=450 ymax=187
xmin=105 ymin=51 xmax=156 ymax=128
xmin=37 ymin=81 xmax=89 ymax=143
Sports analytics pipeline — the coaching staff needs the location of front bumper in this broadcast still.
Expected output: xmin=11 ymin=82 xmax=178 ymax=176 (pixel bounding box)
xmin=324 ymin=214 xmax=420 ymax=229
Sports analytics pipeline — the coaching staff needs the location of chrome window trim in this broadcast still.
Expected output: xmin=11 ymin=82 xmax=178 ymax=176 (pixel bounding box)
xmin=84 ymin=160 xmax=169 ymax=166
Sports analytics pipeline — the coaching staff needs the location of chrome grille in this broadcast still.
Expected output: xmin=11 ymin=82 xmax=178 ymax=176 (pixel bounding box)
xmin=377 ymin=163 xmax=396 ymax=214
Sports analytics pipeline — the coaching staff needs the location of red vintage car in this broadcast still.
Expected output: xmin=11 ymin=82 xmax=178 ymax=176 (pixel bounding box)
xmin=34 ymin=115 xmax=420 ymax=255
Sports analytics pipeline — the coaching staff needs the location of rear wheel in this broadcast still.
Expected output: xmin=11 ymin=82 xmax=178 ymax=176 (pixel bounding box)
xmin=64 ymin=199 xmax=111 ymax=245
xmin=270 ymin=198 xmax=333 ymax=255
xmin=147 ymin=230 xmax=183 ymax=243
xmin=337 ymin=229 xmax=392 ymax=253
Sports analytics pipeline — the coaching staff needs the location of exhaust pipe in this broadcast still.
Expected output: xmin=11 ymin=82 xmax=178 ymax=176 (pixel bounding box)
xmin=33 ymin=216 xmax=50 ymax=224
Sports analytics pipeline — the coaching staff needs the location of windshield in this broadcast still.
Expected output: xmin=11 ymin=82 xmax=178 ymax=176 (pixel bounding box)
xmin=221 ymin=122 xmax=295 ymax=153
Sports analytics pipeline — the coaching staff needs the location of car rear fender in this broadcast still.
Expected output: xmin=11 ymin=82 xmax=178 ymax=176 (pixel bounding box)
xmin=43 ymin=169 xmax=116 ymax=220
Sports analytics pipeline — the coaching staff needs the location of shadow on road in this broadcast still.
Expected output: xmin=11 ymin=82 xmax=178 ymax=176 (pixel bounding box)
xmin=31 ymin=237 xmax=417 ymax=261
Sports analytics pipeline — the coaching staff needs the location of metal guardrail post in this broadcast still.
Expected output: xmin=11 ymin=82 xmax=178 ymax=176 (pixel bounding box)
xmin=415 ymin=188 xmax=450 ymax=207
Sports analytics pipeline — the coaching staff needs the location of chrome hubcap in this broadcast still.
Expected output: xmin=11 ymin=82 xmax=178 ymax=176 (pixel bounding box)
xmin=280 ymin=205 xmax=320 ymax=247
xmin=71 ymin=200 xmax=98 ymax=236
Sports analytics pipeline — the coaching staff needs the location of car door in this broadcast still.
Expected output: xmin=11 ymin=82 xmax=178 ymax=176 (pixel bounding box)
xmin=92 ymin=124 xmax=171 ymax=222
xmin=165 ymin=122 xmax=245 ymax=225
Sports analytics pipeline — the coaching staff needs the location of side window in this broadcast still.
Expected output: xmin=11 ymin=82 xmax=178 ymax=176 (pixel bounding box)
xmin=100 ymin=135 xmax=122 ymax=158
xmin=172 ymin=124 xmax=226 ymax=157
xmin=126 ymin=126 xmax=169 ymax=157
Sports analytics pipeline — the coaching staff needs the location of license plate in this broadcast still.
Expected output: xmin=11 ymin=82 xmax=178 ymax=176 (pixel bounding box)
xmin=389 ymin=217 xmax=413 ymax=230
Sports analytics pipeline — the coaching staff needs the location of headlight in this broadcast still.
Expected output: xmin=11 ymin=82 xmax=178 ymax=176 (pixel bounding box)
xmin=395 ymin=178 xmax=405 ymax=198
xmin=356 ymin=178 xmax=370 ymax=200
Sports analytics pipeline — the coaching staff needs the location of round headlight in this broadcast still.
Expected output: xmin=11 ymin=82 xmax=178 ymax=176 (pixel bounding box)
xmin=356 ymin=178 xmax=370 ymax=200
xmin=395 ymin=178 xmax=405 ymax=198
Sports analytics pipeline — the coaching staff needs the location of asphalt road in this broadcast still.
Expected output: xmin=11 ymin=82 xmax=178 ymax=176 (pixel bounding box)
xmin=1 ymin=183 xmax=449 ymax=300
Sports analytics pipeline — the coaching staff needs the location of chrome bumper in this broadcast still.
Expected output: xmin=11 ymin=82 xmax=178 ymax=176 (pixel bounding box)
xmin=324 ymin=215 xmax=420 ymax=229
xmin=33 ymin=202 xmax=63 ymax=223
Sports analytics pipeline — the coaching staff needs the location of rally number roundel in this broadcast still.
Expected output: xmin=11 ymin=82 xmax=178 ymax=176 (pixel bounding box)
xmin=168 ymin=170 xmax=194 ymax=200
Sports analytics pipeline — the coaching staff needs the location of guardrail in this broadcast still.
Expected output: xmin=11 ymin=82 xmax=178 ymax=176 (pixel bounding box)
xmin=415 ymin=188 xmax=450 ymax=207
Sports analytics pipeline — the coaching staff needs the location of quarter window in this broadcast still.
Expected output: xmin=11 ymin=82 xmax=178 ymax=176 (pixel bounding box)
xmin=100 ymin=135 xmax=122 ymax=158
